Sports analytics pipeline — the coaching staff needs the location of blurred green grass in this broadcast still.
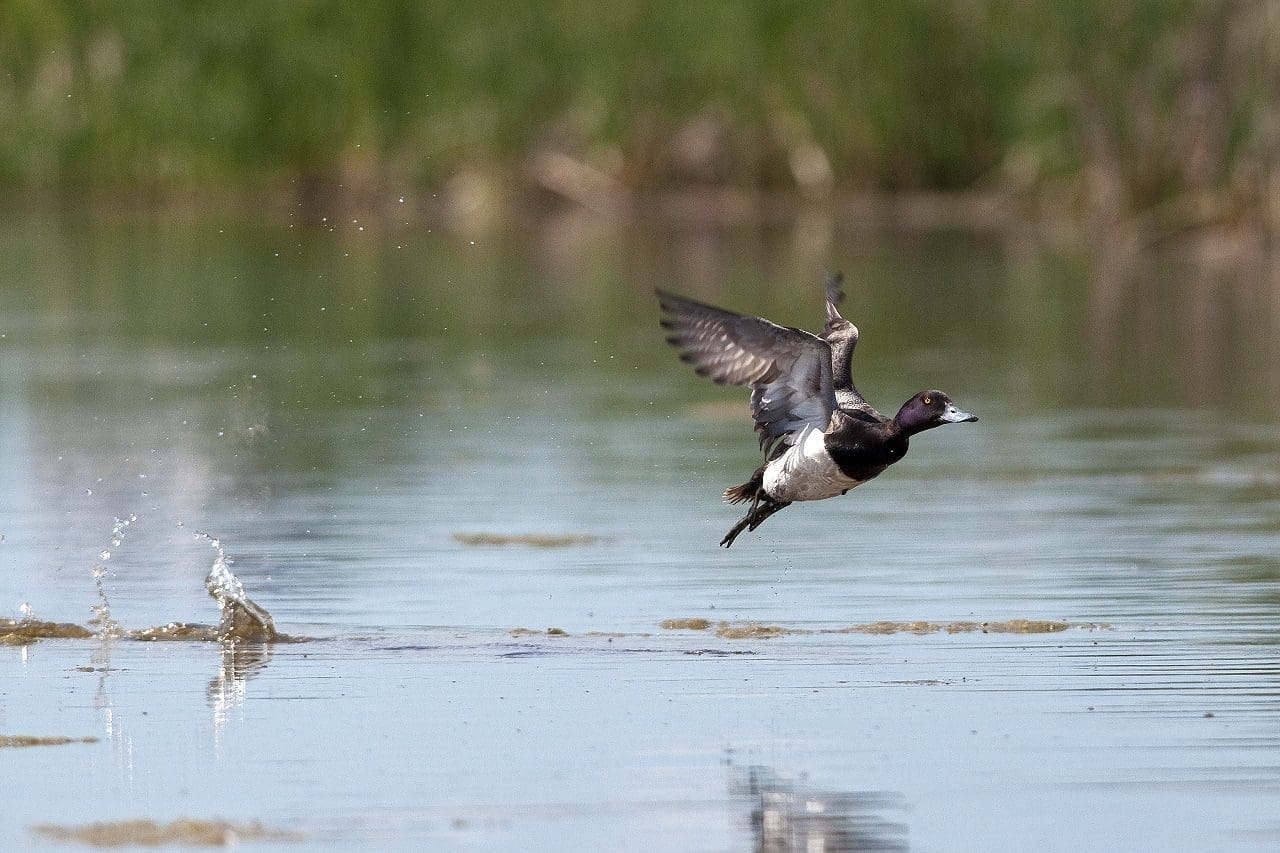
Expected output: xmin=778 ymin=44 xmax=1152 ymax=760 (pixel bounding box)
xmin=1 ymin=1 xmax=1275 ymax=228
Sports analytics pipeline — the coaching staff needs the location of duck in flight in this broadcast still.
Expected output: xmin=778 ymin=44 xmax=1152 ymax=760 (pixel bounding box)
xmin=658 ymin=274 xmax=977 ymax=547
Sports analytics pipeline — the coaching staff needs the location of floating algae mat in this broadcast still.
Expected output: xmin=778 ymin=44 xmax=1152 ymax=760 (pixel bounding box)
xmin=657 ymin=618 xmax=1109 ymax=638
xmin=0 ymin=735 xmax=98 ymax=749
xmin=508 ymin=627 xmax=571 ymax=637
xmin=452 ymin=532 xmax=601 ymax=547
xmin=659 ymin=618 xmax=712 ymax=631
xmin=30 ymin=818 xmax=304 ymax=847
xmin=715 ymin=623 xmax=791 ymax=639
xmin=496 ymin=619 xmax=1108 ymax=644
xmin=0 ymin=619 xmax=94 ymax=643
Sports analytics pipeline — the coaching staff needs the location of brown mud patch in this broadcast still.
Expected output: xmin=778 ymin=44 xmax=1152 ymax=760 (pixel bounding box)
xmin=509 ymin=627 xmax=570 ymax=637
xmin=660 ymin=618 xmax=711 ymax=631
xmin=453 ymin=532 xmax=600 ymax=548
xmin=0 ymin=735 xmax=99 ymax=748
xmin=130 ymin=623 xmax=223 ymax=642
xmin=0 ymin=618 xmax=94 ymax=643
xmin=889 ymin=679 xmax=951 ymax=686
xmin=658 ymin=618 xmax=1110 ymax=639
xmin=30 ymin=818 xmax=304 ymax=847
xmin=130 ymin=622 xmax=306 ymax=644
xmin=830 ymin=619 xmax=1109 ymax=635
xmin=715 ymin=623 xmax=790 ymax=639
xmin=0 ymin=618 xmax=306 ymax=646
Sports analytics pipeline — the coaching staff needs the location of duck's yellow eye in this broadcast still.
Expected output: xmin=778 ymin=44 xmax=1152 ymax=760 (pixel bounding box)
xmin=923 ymin=396 xmax=932 ymax=405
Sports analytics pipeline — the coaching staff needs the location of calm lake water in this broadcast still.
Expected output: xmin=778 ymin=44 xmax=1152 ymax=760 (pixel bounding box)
xmin=2 ymin=211 xmax=1278 ymax=851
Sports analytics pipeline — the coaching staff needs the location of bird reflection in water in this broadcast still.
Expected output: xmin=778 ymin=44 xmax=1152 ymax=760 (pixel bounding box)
xmin=731 ymin=764 xmax=908 ymax=852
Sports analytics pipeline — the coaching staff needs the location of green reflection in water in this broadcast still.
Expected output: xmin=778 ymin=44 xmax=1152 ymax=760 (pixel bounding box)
xmin=1 ymin=211 xmax=1277 ymax=469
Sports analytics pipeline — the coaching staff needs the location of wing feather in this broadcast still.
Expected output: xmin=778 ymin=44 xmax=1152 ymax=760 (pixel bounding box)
xmin=820 ymin=272 xmax=879 ymax=417
xmin=658 ymin=290 xmax=836 ymax=450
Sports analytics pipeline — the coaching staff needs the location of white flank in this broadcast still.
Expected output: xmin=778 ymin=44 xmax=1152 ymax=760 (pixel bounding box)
xmin=762 ymin=424 xmax=862 ymax=502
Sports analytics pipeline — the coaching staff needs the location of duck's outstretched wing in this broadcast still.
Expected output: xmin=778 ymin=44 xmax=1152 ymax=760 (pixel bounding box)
xmin=820 ymin=272 xmax=879 ymax=418
xmin=658 ymin=290 xmax=836 ymax=451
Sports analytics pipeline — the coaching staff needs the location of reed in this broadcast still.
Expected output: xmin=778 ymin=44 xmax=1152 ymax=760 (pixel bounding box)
xmin=0 ymin=1 xmax=1273 ymax=230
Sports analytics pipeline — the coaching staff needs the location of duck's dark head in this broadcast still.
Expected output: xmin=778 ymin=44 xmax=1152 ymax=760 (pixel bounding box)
xmin=894 ymin=390 xmax=978 ymax=436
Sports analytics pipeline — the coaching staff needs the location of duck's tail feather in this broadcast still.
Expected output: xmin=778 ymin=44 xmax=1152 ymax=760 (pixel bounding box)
xmin=723 ymin=463 xmax=767 ymax=505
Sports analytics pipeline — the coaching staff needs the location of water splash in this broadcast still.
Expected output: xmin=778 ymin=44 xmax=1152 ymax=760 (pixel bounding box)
xmin=194 ymin=532 xmax=278 ymax=643
xmin=89 ymin=515 xmax=136 ymax=638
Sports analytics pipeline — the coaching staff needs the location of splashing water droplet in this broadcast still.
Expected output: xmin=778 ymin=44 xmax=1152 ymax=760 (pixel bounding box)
xmin=88 ymin=514 xmax=137 ymax=638
xmin=193 ymin=530 xmax=277 ymax=643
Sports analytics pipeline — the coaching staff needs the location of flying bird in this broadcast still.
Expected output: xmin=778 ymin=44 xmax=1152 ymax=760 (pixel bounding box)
xmin=657 ymin=274 xmax=977 ymax=547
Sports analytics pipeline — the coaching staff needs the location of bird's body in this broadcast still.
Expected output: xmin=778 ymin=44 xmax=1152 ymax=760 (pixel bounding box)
xmin=658 ymin=274 xmax=976 ymax=547
xmin=763 ymin=422 xmax=865 ymax=503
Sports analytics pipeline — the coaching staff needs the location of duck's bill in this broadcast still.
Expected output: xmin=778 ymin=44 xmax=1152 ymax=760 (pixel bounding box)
xmin=940 ymin=405 xmax=978 ymax=423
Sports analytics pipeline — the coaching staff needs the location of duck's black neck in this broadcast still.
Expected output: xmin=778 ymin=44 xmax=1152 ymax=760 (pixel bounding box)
xmin=826 ymin=412 xmax=908 ymax=481
xmin=830 ymin=335 xmax=856 ymax=391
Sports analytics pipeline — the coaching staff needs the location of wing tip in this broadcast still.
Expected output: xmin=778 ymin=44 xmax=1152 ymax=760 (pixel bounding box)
xmin=825 ymin=271 xmax=846 ymax=305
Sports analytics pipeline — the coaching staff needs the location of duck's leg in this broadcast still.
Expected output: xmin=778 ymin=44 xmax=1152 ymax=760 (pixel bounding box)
xmin=720 ymin=498 xmax=791 ymax=548
xmin=719 ymin=514 xmax=754 ymax=549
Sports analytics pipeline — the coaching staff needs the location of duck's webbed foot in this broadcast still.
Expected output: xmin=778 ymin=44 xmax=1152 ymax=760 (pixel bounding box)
xmin=720 ymin=498 xmax=791 ymax=548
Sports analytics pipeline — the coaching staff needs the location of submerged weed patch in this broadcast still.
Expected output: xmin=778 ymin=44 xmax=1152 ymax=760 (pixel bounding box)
xmin=30 ymin=818 xmax=304 ymax=847
xmin=453 ymin=532 xmax=600 ymax=548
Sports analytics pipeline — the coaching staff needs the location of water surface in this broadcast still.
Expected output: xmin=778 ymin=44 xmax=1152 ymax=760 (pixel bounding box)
xmin=1 ymin=213 xmax=1278 ymax=850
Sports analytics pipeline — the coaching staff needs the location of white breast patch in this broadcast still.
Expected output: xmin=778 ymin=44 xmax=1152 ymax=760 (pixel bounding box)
xmin=762 ymin=424 xmax=862 ymax=503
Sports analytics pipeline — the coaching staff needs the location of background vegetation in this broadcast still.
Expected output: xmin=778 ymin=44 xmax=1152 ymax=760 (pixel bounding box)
xmin=1 ymin=1 xmax=1276 ymax=230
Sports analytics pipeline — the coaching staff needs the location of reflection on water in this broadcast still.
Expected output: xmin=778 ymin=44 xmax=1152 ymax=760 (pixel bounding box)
xmin=731 ymin=765 xmax=908 ymax=853
xmin=89 ymin=636 xmax=133 ymax=786
xmin=208 ymin=643 xmax=275 ymax=741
